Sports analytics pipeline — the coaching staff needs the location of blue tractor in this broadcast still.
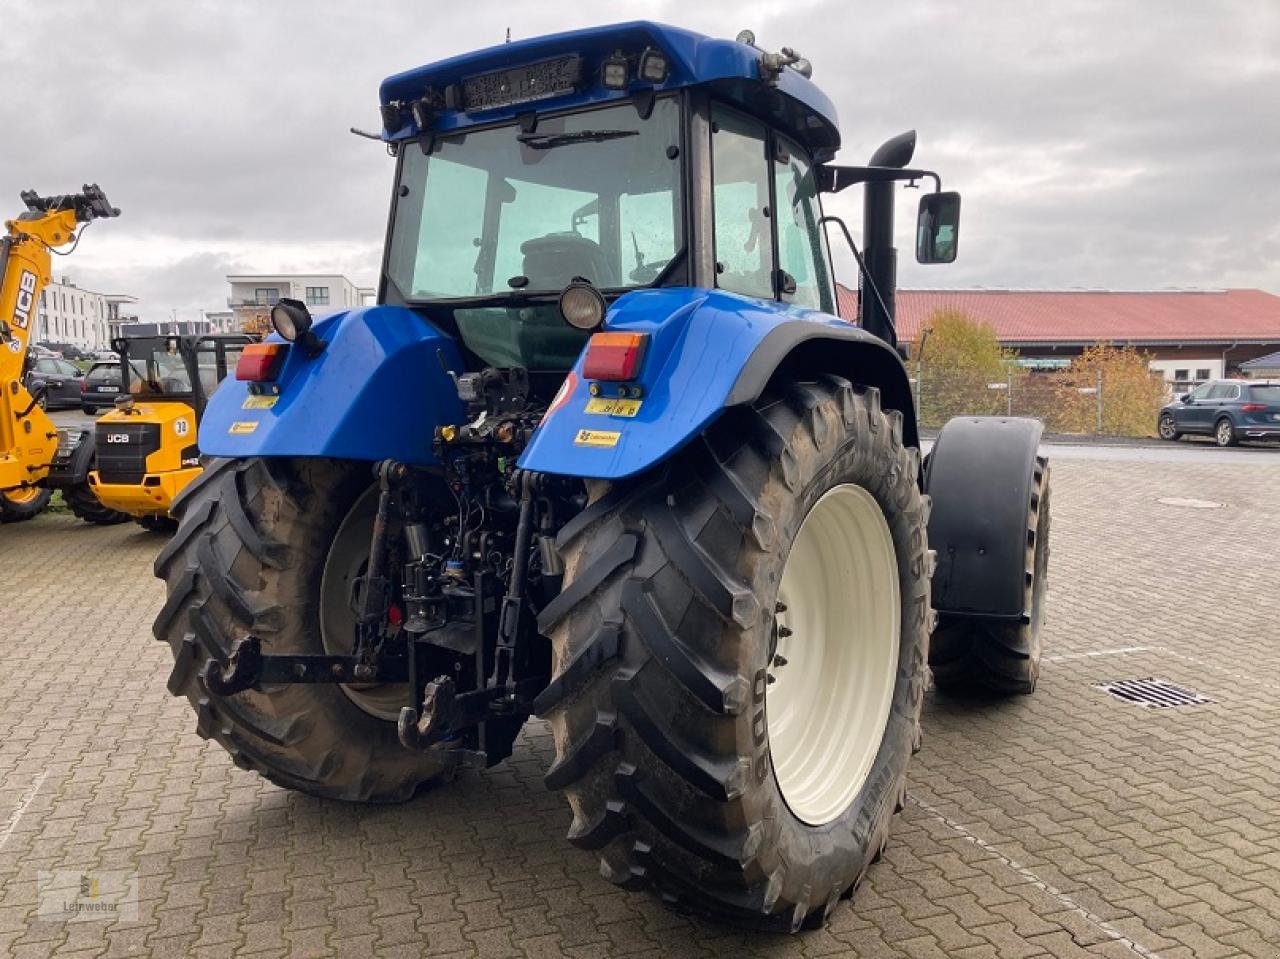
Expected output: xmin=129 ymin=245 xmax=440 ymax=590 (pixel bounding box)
xmin=155 ymin=23 xmax=1050 ymax=931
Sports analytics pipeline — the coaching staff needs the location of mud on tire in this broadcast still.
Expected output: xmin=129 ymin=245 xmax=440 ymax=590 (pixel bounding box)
xmin=153 ymin=457 xmax=456 ymax=802
xmin=537 ymin=377 xmax=931 ymax=931
xmin=928 ymin=459 xmax=1050 ymax=695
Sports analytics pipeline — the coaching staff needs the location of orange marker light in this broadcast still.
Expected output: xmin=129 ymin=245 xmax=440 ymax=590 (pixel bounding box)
xmin=235 ymin=343 xmax=287 ymax=381
xmin=583 ymin=331 xmax=647 ymax=382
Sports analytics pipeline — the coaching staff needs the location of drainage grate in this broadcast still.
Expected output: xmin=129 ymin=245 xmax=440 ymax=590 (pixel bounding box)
xmin=1093 ymin=677 xmax=1212 ymax=708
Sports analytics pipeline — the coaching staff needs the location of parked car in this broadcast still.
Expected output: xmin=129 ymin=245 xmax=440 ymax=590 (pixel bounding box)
xmin=29 ymin=343 xmax=61 ymax=360
xmin=40 ymin=341 xmax=93 ymax=362
xmin=92 ymin=349 xmax=117 ymax=361
xmin=80 ymin=360 xmax=137 ymax=413
xmin=1158 ymin=379 xmax=1280 ymax=446
xmin=23 ymin=355 xmax=84 ymax=410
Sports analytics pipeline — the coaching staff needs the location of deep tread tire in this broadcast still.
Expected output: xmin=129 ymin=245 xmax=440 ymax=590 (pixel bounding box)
xmin=539 ymin=379 xmax=930 ymax=930
xmin=153 ymin=457 xmax=454 ymax=802
xmin=0 ymin=489 xmax=53 ymax=523
xmin=929 ymin=460 xmax=1050 ymax=695
xmin=63 ymin=483 xmax=131 ymax=525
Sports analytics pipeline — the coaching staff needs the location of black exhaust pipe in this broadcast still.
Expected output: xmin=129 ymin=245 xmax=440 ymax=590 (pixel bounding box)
xmin=860 ymin=130 xmax=916 ymax=346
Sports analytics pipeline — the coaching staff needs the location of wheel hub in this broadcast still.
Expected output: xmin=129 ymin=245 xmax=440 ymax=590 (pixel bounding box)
xmin=767 ymin=484 xmax=900 ymax=826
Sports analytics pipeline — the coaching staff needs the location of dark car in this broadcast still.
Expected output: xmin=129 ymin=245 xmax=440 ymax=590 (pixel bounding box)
xmin=80 ymin=360 xmax=132 ymax=414
xmin=1158 ymin=379 xmax=1280 ymax=447
xmin=23 ymin=355 xmax=84 ymax=410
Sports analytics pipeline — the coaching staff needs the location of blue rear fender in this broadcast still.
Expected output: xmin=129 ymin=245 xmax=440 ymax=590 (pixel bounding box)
xmin=518 ymin=287 xmax=914 ymax=480
xmin=199 ymin=305 xmax=465 ymax=464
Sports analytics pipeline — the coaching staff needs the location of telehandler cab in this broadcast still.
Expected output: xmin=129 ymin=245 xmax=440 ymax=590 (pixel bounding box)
xmin=155 ymin=23 xmax=1050 ymax=930
xmin=1 ymin=185 xmax=129 ymax=525
xmin=88 ymin=333 xmax=254 ymax=531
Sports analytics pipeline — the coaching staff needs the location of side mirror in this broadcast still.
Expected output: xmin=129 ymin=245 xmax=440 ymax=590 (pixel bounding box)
xmin=29 ymin=377 xmax=48 ymax=395
xmin=1180 ymin=393 xmax=1193 ymax=403
xmin=916 ymin=191 xmax=961 ymax=264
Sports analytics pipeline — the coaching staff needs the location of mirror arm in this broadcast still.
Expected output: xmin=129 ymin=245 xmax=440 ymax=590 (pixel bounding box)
xmin=818 ymin=215 xmax=896 ymax=343
xmin=818 ymin=165 xmax=942 ymax=194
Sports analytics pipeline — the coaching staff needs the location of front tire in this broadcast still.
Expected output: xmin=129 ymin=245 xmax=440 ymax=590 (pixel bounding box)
xmin=1215 ymin=417 xmax=1237 ymax=447
xmin=0 ymin=488 xmax=53 ymax=523
xmin=928 ymin=461 xmax=1050 ymax=695
xmin=153 ymin=457 xmax=456 ymax=802
xmin=537 ymin=379 xmax=930 ymax=930
xmin=1157 ymin=413 xmax=1180 ymax=441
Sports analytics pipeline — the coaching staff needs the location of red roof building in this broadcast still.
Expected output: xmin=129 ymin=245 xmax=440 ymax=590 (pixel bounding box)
xmin=834 ymin=285 xmax=1280 ymax=382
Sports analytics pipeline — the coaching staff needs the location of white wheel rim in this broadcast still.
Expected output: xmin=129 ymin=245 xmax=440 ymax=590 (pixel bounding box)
xmin=767 ymin=484 xmax=900 ymax=826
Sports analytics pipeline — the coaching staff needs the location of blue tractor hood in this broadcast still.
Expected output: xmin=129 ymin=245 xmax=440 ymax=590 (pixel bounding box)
xmin=379 ymin=22 xmax=840 ymax=162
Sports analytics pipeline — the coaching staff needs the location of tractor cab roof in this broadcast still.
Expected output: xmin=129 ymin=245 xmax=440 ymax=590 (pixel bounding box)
xmin=379 ymin=21 xmax=840 ymax=161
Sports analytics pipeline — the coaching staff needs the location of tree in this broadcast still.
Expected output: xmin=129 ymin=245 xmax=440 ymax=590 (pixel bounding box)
xmin=1050 ymin=344 xmax=1166 ymax=436
xmin=915 ymin=309 xmax=1020 ymax=426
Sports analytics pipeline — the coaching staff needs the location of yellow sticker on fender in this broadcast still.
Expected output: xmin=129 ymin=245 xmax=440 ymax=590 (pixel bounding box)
xmin=573 ymin=428 xmax=620 ymax=448
xmin=229 ymin=421 xmax=259 ymax=435
xmin=584 ymin=397 xmax=642 ymax=417
xmin=241 ymin=395 xmax=278 ymax=409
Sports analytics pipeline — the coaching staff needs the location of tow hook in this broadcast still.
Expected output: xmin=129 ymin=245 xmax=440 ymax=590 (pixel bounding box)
xmin=398 ymin=675 xmax=457 ymax=750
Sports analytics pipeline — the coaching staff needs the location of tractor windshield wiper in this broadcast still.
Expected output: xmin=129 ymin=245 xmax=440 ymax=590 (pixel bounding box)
xmin=516 ymin=129 xmax=639 ymax=150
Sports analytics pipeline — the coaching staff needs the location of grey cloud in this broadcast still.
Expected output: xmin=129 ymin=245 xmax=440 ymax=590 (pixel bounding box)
xmin=3 ymin=0 xmax=1277 ymax=319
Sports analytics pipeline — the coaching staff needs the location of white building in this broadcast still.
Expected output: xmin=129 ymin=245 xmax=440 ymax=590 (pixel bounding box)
xmin=204 ymin=311 xmax=238 ymax=334
xmin=226 ymin=274 xmax=375 ymax=330
xmin=36 ymin=278 xmax=137 ymax=352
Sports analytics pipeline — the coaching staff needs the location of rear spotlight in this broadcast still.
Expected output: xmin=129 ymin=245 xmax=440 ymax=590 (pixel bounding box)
xmin=270 ymin=298 xmax=325 ymax=356
xmin=638 ymin=47 xmax=669 ymax=84
xmin=600 ymin=51 xmax=630 ymax=90
xmin=558 ymin=281 xmax=606 ymax=331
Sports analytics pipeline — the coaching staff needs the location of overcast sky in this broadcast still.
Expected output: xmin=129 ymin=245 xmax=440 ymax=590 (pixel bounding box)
xmin=4 ymin=1 xmax=1277 ymax=320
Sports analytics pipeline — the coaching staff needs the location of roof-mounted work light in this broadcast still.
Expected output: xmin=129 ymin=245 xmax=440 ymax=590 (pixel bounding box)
xmin=600 ymin=50 xmax=630 ymax=90
xmin=638 ymin=47 xmax=669 ymax=84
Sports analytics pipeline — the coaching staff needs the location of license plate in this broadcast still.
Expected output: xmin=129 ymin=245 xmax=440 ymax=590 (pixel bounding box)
xmin=96 ymin=385 xmax=118 ymax=393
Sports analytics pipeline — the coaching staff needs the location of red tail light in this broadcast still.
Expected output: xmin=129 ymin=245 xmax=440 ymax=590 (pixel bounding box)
xmin=80 ymin=379 xmax=88 ymax=394
xmin=236 ymin=343 xmax=287 ymax=381
xmin=1241 ymin=403 xmax=1266 ymax=412
xmin=583 ymin=331 xmax=648 ymax=381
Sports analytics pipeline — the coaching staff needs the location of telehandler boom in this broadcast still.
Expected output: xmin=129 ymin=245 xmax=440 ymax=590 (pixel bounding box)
xmin=0 ymin=185 xmax=121 ymax=522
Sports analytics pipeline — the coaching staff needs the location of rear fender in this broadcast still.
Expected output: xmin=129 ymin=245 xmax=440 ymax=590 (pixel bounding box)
xmin=518 ymin=287 xmax=916 ymax=480
xmin=924 ymin=416 xmax=1045 ymax=619
xmin=199 ymin=306 xmax=465 ymax=464
xmin=41 ymin=427 xmax=95 ymax=488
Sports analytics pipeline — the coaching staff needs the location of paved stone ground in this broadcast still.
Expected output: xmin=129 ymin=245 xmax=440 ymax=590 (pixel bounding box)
xmin=1 ymin=452 xmax=1277 ymax=958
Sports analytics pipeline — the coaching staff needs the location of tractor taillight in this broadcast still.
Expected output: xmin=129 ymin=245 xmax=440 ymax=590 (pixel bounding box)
xmin=583 ymin=332 xmax=647 ymax=382
xmin=236 ymin=343 xmax=287 ymax=381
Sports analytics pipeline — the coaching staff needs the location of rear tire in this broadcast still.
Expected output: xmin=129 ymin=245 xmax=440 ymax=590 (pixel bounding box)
xmin=152 ymin=457 xmax=457 ymax=802
xmin=64 ymin=482 xmax=131 ymax=525
xmin=538 ymin=379 xmax=930 ymax=930
xmin=0 ymin=488 xmax=53 ymax=523
xmin=928 ymin=461 xmax=1050 ymax=695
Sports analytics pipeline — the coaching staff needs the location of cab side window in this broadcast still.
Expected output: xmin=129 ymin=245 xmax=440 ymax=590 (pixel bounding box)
xmin=711 ymin=106 xmax=773 ymax=300
xmin=774 ymin=135 xmax=833 ymax=312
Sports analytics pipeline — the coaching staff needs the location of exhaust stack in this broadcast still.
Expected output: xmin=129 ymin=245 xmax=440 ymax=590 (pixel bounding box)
xmin=860 ymin=130 xmax=916 ymax=347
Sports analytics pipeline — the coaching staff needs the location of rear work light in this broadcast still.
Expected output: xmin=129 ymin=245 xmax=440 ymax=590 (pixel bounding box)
xmin=583 ymin=331 xmax=647 ymax=381
xmin=235 ymin=343 xmax=287 ymax=382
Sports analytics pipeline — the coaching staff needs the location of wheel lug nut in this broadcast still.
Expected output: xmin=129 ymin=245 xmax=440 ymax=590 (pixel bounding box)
xmin=767 ymin=673 xmax=776 ymax=684
xmin=773 ymin=655 xmax=788 ymax=667
xmin=775 ymin=602 xmax=787 ymax=613
xmin=777 ymin=626 xmax=792 ymax=638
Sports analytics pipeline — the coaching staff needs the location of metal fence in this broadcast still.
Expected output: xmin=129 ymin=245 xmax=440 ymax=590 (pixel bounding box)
xmin=911 ymin=368 xmax=1163 ymax=436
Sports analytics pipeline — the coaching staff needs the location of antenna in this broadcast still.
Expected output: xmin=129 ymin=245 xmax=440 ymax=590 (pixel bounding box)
xmin=505 ymin=27 xmax=511 ymax=43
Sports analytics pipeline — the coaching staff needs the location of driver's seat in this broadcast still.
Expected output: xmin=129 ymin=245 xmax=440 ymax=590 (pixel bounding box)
xmin=521 ymin=233 xmax=614 ymax=289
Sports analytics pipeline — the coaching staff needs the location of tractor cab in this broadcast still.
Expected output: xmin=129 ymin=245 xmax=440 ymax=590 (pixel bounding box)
xmin=375 ymin=22 xmax=958 ymax=379
xmin=88 ymin=333 xmax=253 ymax=526
xmin=114 ymin=334 xmax=252 ymax=419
